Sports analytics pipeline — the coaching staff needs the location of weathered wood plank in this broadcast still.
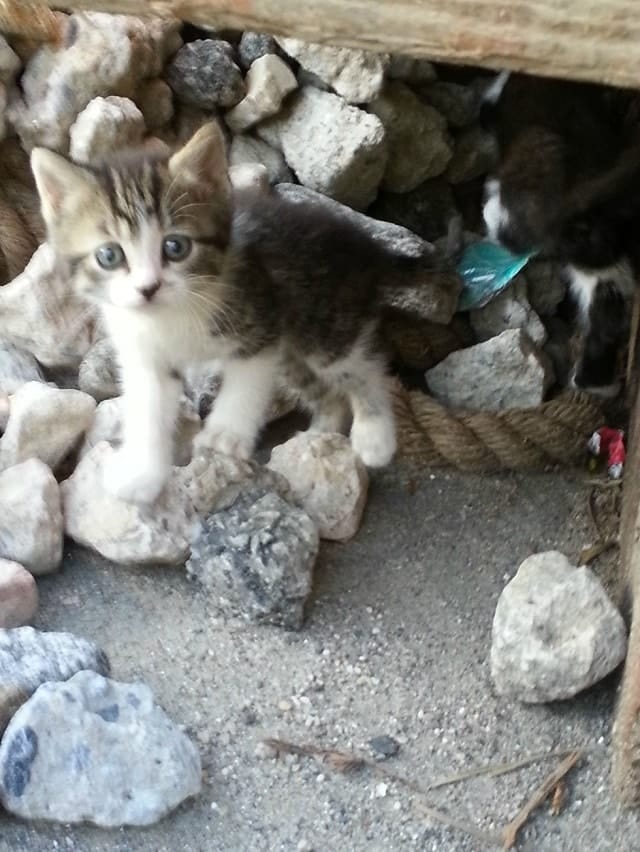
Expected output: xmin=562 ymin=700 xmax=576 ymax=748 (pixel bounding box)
xmin=28 ymin=0 xmax=640 ymax=90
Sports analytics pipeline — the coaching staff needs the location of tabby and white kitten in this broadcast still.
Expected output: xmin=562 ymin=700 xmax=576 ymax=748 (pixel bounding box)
xmin=31 ymin=123 xmax=402 ymax=504
xmin=481 ymin=72 xmax=639 ymax=396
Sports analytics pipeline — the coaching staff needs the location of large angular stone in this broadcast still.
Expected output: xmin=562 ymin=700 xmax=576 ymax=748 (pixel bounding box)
xmin=0 ymin=626 xmax=110 ymax=695
xmin=0 ymin=460 xmax=63 ymax=576
xmin=276 ymin=38 xmax=388 ymax=104
xmin=187 ymin=486 xmax=318 ymax=629
xmin=370 ymin=82 xmax=452 ymax=192
xmin=258 ymin=87 xmax=387 ymax=210
xmin=0 ymin=244 xmax=96 ymax=369
xmin=225 ymin=54 xmax=297 ymax=133
xmin=166 ymin=39 xmax=244 ymax=110
xmin=0 ymin=382 xmax=96 ymax=473
xmin=491 ymin=551 xmax=627 ymax=702
xmin=78 ymin=337 xmax=120 ymax=402
xmin=426 ymin=329 xmax=554 ymax=411
xmin=0 ymin=671 xmax=201 ymax=826
xmin=269 ymin=433 xmax=368 ymax=541
xmin=62 ymin=442 xmax=285 ymax=565
xmin=70 ymin=96 xmax=145 ymax=162
xmin=8 ymin=13 xmax=181 ymax=152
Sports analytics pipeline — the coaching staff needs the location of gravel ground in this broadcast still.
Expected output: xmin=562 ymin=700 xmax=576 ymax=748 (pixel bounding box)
xmin=1 ymin=463 xmax=638 ymax=851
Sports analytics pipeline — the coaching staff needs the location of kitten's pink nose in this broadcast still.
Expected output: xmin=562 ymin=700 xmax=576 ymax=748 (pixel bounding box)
xmin=139 ymin=281 xmax=161 ymax=302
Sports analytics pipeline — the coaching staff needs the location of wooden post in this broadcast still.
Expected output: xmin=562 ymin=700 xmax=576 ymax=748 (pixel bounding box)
xmin=26 ymin=0 xmax=640 ymax=90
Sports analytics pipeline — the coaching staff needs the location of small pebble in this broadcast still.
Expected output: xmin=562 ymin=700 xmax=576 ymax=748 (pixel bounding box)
xmin=368 ymin=734 xmax=401 ymax=759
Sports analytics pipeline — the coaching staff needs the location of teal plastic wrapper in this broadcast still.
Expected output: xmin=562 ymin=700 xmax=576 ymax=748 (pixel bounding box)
xmin=456 ymin=241 xmax=534 ymax=312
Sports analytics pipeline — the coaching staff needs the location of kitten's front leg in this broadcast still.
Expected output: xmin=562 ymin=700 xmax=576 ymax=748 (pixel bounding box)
xmin=105 ymin=364 xmax=181 ymax=504
xmin=195 ymin=349 xmax=279 ymax=460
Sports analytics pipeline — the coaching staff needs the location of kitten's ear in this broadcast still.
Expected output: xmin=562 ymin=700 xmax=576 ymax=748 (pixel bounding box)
xmin=168 ymin=122 xmax=230 ymax=199
xmin=31 ymin=148 xmax=97 ymax=229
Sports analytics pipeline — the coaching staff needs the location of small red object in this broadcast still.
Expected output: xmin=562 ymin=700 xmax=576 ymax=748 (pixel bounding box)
xmin=588 ymin=427 xmax=626 ymax=479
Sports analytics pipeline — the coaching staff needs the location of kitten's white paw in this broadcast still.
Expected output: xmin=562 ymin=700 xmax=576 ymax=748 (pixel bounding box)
xmin=350 ymin=417 xmax=397 ymax=468
xmin=104 ymin=451 xmax=168 ymax=504
xmin=194 ymin=427 xmax=254 ymax=460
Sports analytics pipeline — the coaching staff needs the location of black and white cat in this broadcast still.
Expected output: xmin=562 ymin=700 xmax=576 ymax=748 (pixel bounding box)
xmin=481 ymin=71 xmax=640 ymax=396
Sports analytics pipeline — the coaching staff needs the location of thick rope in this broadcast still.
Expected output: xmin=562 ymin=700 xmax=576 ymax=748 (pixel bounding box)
xmin=0 ymin=141 xmax=45 ymax=285
xmin=0 ymin=1 xmax=66 ymax=43
xmin=392 ymin=380 xmax=603 ymax=472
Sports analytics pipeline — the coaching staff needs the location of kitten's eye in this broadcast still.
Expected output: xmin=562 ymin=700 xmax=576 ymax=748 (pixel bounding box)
xmin=95 ymin=243 xmax=125 ymax=270
xmin=163 ymin=235 xmax=192 ymax=262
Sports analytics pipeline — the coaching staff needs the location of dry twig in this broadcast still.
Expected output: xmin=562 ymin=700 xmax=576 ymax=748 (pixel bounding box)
xmin=501 ymin=750 xmax=582 ymax=849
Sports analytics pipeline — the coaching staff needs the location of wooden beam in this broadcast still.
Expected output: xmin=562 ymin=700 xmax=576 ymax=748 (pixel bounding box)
xmin=26 ymin=0 xmax=640 ymax=90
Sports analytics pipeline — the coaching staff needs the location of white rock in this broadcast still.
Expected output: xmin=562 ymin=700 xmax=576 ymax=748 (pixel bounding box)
xmin=0 ymin=382 xmax=96 ymax=472
xmin=370 ymin=81 xmax=452 ymax=192
xmin=426 ymin=329 xmax=554 ymax=411
xmin=0 ymin=341 xmax=45 ymax=394
xmin=0 ymin=627 xmax=110 ymax=695
xmin=230 ymin=134 xmax=293 ymax=184
xmin=470 ymin=278 xmax=546 ymax=346
xmin=269 ymin=433 xmax=369 ymax=541
xmin=70 ymin=96 xmax=145 ymax=162
xmin=9 ymin=12 xmax=181 ymax=152
xmin=491 ymin=551 xmax=627 ymax=702
xmin=258 ymin=87 xmax=387 ymax=210
xmin=62 ymin=442 xmax=281 ymax=565
xmin=0 ymin=670 xmax=201 ymax=826
xmin=134 ymin=78 xmax=174 ymax=130
xmin=276 ymin=38 xmax=388 ymax=104
xmin=0 ymin=244 xmax=96 ymax=369
xmin=0 ymin=459 xmax=63 ymax=575
xmin=78 ymin=338 xmax=120 ymax=402
xmin=0 ymin=560 xmax=38 ymax=629
xmin=225 ymin=54 xmax=297 ymax=133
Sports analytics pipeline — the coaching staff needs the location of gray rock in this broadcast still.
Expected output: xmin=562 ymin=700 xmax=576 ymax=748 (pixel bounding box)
xmin=70 ymin=96 xmax=145 ymax=162
xmin=225 ymin=54 xmax=297 ymax=133
xmin=62 ymin=441 xmax=286 ymax=565
xmin=491 ymin=551 xmax=627 ymax=702
xmin=8 ymin=13 xmax=181 ymax=152
xmin=269 ymin=433 xmax=369 ymax=542
xmin=134 ymin=78 xmax=174 ymax=131
xmin=0 ymin=341 xmax=45 ymax=395
xmin=238 ymin=32 xmax=285 ymax=71
xmin=78 ymin=338 xmax=120 ymax=402
xmin=0 ymin=559 xmax=38 ymax=629
xmin=275 ymin=184 xmax=461 ymax=324
xmin=166 ymin=39 xmax=245 ymax=110
xmin=446 ymin=126 xmax=498 ymax=184
xmin=369 ymin=178 xmax=459 ymax=244
xmin=387 ymin=55 xmax=437 ymax=84
xmin=421 ymin=81 xmax=481 ymax=129
xmin=0 ymin=382 xmax=96 ymax=473
xmin=0 ymin=459 xmax=63 ymax=575
xmin=368 ymin=735 xmax=400 ymax=759
xmin=0 ymin=626 xmax=110 ymax=695
xmin=0 ymin=670 xmax=201 ymax=826
xmin=470 ymin=277 xmax=546 ymax=346
xmin=258 ymin=87 xmax=387 ymax=210
xmin=525 ymin=260 xmax=568 ymax=317
xmin=276 ymin=38 xmax=388 ymax=104
xmin=426 ymin=329 xmax=554 ymax=411
xmin=0 ymin=244 xmax=96 ymax=370
xmin=369 ymin=81 xmax=452 ymax=192
xmin=187 ymin=486 xmax=318 ymax=629
xmin=229 ymin=135 xmax=293 ymax=184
